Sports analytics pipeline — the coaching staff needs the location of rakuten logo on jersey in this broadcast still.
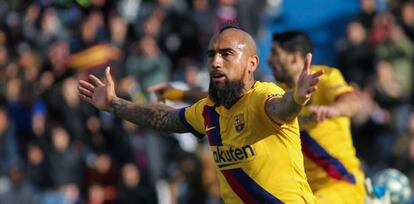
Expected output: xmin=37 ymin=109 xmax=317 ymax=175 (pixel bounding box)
xmin=211 ymin=145 xmax=255 ymax=168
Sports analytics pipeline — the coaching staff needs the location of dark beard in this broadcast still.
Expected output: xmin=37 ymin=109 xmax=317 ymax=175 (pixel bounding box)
xmin=208 ymin=77 xmax=245 ymax=108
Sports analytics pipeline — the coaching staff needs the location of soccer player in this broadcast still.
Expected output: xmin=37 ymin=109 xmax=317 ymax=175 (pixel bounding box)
xmin=154 ymin=30 xmax=367 ymax=203
xmin=78 ymin=26 xmax=323 ymax=203
xmin=268 ymin=31 xmax=366 ymax=203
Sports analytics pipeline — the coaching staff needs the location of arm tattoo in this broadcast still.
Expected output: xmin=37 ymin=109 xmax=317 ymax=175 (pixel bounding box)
xmin=110 ymin=97 xmax=187 ymax=133
xmin=265 ymin=90 xmax=303 ymax=124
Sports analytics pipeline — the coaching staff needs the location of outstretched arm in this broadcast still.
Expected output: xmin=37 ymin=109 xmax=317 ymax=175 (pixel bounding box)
xmin=78 ymin=67 xmax=187 ymax=133
xmin=265 ymin=53 xmax=323 ymax=124
xmin=109 ymin=98 xmax=187 ymax=133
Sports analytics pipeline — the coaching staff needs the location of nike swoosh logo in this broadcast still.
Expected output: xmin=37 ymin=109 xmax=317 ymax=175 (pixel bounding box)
xmin=205 ymin=126 xmax=216 ymax=132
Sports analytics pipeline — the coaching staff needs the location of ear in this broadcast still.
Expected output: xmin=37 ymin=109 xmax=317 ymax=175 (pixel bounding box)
xmin=247 ymin=55 xmax=259 ymax=74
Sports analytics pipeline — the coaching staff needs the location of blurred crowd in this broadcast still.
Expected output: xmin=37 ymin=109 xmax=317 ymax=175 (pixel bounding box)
xmin=0 ymin=0 xmax=414 ymax=203
xmin=337 ymin=0 xmax=414 ymax=196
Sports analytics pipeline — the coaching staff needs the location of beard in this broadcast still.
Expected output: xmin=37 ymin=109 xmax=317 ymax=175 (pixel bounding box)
xmin=208 ymin=74 xmax=245 ymax=108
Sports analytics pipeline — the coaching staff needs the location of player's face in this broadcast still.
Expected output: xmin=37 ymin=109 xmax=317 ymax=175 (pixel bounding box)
xmin=207 ymin=33 xmax=250 ymax=89
xmin=207 ymin=31 xmax=251 ymax=107
xmin=267 ymin=43 xmax=294 ymax=84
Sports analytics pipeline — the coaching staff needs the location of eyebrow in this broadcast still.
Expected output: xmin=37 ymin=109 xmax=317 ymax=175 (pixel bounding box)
xmin=207 ymin=48 xmax=234 ymax=55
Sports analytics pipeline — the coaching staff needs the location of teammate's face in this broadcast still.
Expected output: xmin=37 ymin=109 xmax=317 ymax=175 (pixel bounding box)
xmin=267 ymin=43 xmax=295 ymax=84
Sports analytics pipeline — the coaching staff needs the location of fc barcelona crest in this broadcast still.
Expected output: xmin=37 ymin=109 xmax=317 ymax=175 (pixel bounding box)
xmin=234 ymin=113 xmax=245 ymax=132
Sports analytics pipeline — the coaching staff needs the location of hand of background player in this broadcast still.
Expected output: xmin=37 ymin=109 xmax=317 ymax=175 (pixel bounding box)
xmin=294 ymin=53 xmax=324 ymax=105
xmin=307 ymin=105 xmax=340 ymax=122
xmin=148 ymin=82 xmax=185 ymax=103
xmin=147 ymin=82 xmax=169 ymax=103
xmin=78 ymin=67 xmax=117 ymax=112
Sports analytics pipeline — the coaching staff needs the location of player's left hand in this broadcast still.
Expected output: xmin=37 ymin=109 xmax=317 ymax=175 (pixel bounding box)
xmin=307 ymin=105 xmax=340 ymax=122
xmin=294 ymin=53 xmax=324 ymax=105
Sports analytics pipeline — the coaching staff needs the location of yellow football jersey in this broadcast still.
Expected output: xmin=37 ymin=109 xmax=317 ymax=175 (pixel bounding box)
xmin=299 ymin=66 xmax=366 ymax=202
xmin=179 ymin=81 xmax=314 ymax=204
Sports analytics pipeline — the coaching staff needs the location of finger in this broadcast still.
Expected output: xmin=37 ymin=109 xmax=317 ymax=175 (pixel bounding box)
xmin=307 ymin=106 xmax=318 ymax=113
xmin=310 ymin=78 xmax=320 ymax=86
xmin=79 ymin=80 xmax=95 ymax=91
xmin=316 ymin=108 xmax=323 ymax=122
xmin=312 ymin=109 xmax=320 ymax=122
xmin=317 ymin=115 xmax=323 ymax=122
xmin=79 ymin=93 xmax=92 ymax=103
xmin=315 ymin=112 xmax=320 ymax=122
xmin=318 ymin=111 xmax=327 ymax=122
xmin=303 ymin=53 xmax=312 ymax=74
xmin=326 ymin=110 xmax=335 ymax=118
xmin=148 ymin=82 xmax=168 ymax=92
xmin=306 ymin=86 xmax=317 ymax=94
xmin=312 ymin=70 xmax=324 ymax=78
xmin=88 ymin=74 xmax=104 ymax=87
xmin=78 ymin=86 xmax=93 ymax=97
xmin=105 ymin=67 xmax=114 ymax=87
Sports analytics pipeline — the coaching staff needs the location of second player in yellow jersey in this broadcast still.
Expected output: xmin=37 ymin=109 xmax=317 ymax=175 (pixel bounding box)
xmin=299 ymin=66 xmax=366 ymax=203
xmin=269 ymin=31 xmax=366 ymax=204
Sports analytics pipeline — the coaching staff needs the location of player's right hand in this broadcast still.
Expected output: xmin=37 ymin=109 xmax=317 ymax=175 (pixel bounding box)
xmin=78 ymin=67 xmax=117 ymax=112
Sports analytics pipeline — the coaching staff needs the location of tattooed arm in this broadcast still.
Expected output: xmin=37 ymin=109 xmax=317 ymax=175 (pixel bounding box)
xmin=265 ymin=53 xmax=323 ymax=124
xmin=78 ymin=67 xmax=187 ymax=133
xmin=265 ymin=90 xmax=303 ymax=124
xmin=110 ymin=97 xmax=187 ymax=133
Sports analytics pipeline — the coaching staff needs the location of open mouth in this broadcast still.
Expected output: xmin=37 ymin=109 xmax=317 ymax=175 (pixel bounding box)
xmin=211 ymin=72 xmax=226 ymax=80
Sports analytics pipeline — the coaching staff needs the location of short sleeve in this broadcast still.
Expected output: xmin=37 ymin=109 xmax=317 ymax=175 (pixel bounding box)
xmin=253 ymin=82 xmax=286 ymax=125
xmin=178 ymin=99 xmax=207 ymax=139
xmin=320 ymin=68 xmax=353 ymax=103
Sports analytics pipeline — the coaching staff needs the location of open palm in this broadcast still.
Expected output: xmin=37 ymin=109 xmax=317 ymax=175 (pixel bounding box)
xmin=295 ymin=53 xmax=323 ymax=105
xmin=78 ymin=67 xmax=116 ymax=112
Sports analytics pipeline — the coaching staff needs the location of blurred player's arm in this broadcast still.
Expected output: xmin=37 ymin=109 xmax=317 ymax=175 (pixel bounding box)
xmin=266 ymin=53 xmax=323 ymax=124
xmin=307 ymin=87 xmax=360 ymax=122
xmin=78 ymin=67 xmax=187 ymax=134
xmin=148 ymin=83 xmax=207 ymax=104
xmin=332 ymin=92 xmax=360 ymax=117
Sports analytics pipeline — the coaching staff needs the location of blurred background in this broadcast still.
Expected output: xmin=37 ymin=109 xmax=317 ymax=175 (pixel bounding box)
xmin=0 ymin=0 xmax=414 ymax=203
